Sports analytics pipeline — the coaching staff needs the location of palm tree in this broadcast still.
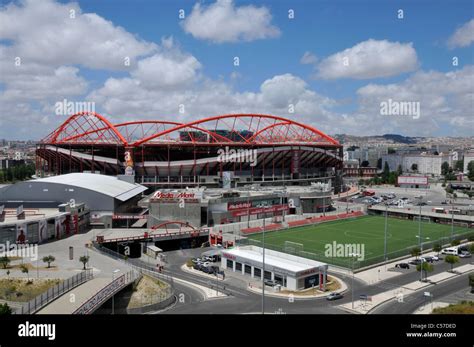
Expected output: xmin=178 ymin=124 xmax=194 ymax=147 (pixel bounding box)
xmin=433 ymin=244 xmax=442 ymax=256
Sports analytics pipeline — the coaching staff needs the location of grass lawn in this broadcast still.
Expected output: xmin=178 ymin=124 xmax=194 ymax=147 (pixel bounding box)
xmin=247 ymin=215 xmax=473 ymax=268
xmin=0 ymin=278 xmax=61 ymax=302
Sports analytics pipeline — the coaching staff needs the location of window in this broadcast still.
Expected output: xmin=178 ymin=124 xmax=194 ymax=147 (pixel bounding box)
xmin=244 ymin=264 xmax=251 ymax=275
xmin=235 ymin=262 xmax=242 ymax=272
xmin=254 ymin=267 xmax=261 ymax=278
xmin=264 ymin=271 xmax=272 ymax=280
xmin=226 ymin=259 xmax=233 ymax=269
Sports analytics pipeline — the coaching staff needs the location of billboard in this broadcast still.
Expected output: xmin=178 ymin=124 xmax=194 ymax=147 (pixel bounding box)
xmin=397 ymin=176 xmax=428 ymax=185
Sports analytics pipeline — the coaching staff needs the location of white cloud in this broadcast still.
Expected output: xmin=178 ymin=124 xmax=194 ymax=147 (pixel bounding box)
xmin=0 ymin=0 xmax=156 ymax=70
xmin=448 ymin=19 xmax=474 ymax=48
xmin=300 ymin=51 xmax=318 ymax=65
xmin=87 ymin=72 xmax=338 ymax=132
xmin=131 ymin=39 xmax=202 ymax=89
xmin=181 ymin=0 xmax=280 ymax=43
xmin=316 ymin=39 xmax=419 ymax=79
xmin=349 ymin=65 xmax=474 ymax=136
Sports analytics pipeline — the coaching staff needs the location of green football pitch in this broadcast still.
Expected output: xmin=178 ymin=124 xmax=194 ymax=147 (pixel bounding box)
xmin=246 ymin=215 xmax=473 ymax=268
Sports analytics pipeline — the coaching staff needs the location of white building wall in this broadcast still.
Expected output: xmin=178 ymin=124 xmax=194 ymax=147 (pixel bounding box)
xmin=464 ymin=151 xmax=474 ymax=173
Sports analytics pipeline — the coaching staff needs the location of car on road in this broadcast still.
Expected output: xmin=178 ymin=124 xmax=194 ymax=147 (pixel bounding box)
xmin=395 ymin=263 xmax=410 ymax=269
xmin=326 ymin=292 xmax=344 ymax=301
xmin=459 ymin=251 xmax=472 ymax=258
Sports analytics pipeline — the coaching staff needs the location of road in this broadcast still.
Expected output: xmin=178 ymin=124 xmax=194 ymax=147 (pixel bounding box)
xmin=140 ymin=248 xmax=472 ymax=314
xmin=371 ymin=272 xmax=473 ymax=314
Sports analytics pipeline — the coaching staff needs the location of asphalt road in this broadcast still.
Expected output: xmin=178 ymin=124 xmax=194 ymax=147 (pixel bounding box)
xmin=371 ymin=272 xmax=473 ymax=314
xmin=142 ymin=248 xmax=472 ymax=314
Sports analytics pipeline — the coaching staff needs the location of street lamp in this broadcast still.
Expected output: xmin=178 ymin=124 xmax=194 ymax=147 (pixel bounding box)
xmin=111 ymin=269 xmax=121 ymax=315
xmin=257 ymin=202 xmax=270 ymax=315
xmin=384 ymin=202 xmax=388 ymax=270
xmin=349 ymin=253 xmax=359 ymax=309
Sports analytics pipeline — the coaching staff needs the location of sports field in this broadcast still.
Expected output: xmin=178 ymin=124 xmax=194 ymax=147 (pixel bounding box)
xmin=247 ymin=215 xmax=473 ymax=268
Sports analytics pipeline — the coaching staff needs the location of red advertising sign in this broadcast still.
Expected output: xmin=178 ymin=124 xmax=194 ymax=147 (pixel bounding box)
xmin=228 ymin=202 xmax=252 ymax=211
xmin=231 ymin=204 xmax=289 ymax=217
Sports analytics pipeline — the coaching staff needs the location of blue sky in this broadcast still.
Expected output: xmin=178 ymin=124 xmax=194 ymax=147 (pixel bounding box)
xmin=0 ymin=0 xmax=473 ymax=139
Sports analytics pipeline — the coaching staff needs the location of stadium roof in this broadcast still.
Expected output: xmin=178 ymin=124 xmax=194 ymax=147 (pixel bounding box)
xmin=40 ymin=112 xmax=341 ymax=147
xmin=33 ymin=173 xmax=146 ymax=201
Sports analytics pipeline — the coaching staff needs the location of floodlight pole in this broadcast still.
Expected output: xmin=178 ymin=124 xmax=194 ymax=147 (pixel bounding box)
xmin=261 ymin=204 xmax=267 ymax=315
xmin=384 ymin=203 xmax=388 ymax=269
xmin=418 ymin=197 xmax=423 ymax=282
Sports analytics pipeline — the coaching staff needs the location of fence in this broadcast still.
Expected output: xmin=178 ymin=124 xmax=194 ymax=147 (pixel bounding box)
xmin=73 ymin=270 xmax=140 ymax=314
xmin=14 ymin=269 xmax=93 ymax=314
xmin=92 ymin=243 xmax=176 ymax=308
xmin=93 ymin=242 xmax=175 ymax=287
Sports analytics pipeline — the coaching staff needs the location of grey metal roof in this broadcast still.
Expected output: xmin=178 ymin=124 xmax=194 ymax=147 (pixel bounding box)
xmin=33 ymin=173 xmax=146 ymax=201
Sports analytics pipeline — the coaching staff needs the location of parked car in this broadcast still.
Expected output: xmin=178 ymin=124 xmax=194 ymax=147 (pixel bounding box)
xmin=441 ymin=247 xmax=458 ymax=256
xmin=459 ymin=251 xmax=472 ymax=258
xmin=395 ymin=263 xmax=410 ymax=269
xmin=421 ymin=256 xmax=434 ymax=263
xmin=326 ymin=292 xmax=344 ymax=301
xmin=192 ymin=257 xmax=202 ymax=264
xmin=409 ymin=258 xmax=426 ymax=265
xmin=264 ymin=279 xmax=278 ymax=287
xmin=431 ymin=255 xmax=442 ymax=261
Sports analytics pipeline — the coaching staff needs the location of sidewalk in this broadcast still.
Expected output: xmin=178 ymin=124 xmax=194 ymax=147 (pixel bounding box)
xmin=37 ymin=277 xmax=112 ymax=314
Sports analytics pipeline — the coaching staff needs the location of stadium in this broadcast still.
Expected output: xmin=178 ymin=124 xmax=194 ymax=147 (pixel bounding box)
xmin=35 ymin=112 xmax=344 ymax=191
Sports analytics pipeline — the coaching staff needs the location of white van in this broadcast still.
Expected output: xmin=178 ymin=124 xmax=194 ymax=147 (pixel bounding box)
xmin=441 ymin=247 xmax=458 ymax=256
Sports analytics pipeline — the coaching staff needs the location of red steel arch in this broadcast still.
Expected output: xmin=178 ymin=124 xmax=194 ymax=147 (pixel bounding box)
xmin=41 ymin=113 xmax=340 ymax=147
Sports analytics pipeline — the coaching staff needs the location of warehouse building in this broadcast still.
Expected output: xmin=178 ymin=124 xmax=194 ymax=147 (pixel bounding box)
xmin=221 ymin=245 xmax=328 ymax=291
xmin=0 ymin=173 xmax=147 ymax=233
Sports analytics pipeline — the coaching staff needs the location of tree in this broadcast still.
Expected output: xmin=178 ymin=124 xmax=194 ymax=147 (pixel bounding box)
xmin=410 ymin=247 xmax=421 ymax=259
xmin=416 ymin=262 xmax=434 ymax=281
xmin=469 ymin=273 xmax=474 ymax=293
xmin=0 ymin=303 xmax=12 ymax=315
xmin=0 ymin=256 xmax=10 ymax=269
xmin=397 ymin=165 xmax=403 ymax=175
xmin=382 ymin=162 xmax=390 ymax=183
xmin=441 ymin=161 xmax=450 ymax=176
xmin=445 ymin=255 xmax=459 ymax=272
xmin=388 ymin=147 xmax=396 ymax=154
xmin=79 ymin=255 xmax=89 ymax=270
xmin=20 ymin=264 xmax=29 ymax=282
xmin=377 ymin=158 xmax=382 ymax=170
xmin=361 ymin=160 xmax=370 ymax=167
xmin=468 ymin=161 xmax=474 ymax=181
xmin=451 ymin=239 xmax=460 ymax=247
xmin=454 ymin=159 xmax=464 ymax=172
xmin=433 ymin=243 xmax=442 ymax=255
xmin=42 ymin=255 xmax=55 ymax=268
xmin=411 ymin=163 xmax=418 ymax=172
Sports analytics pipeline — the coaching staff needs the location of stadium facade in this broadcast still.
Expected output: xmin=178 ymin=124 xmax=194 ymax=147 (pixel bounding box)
xmin=36 ymin=112 xmax=343 ymax=192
